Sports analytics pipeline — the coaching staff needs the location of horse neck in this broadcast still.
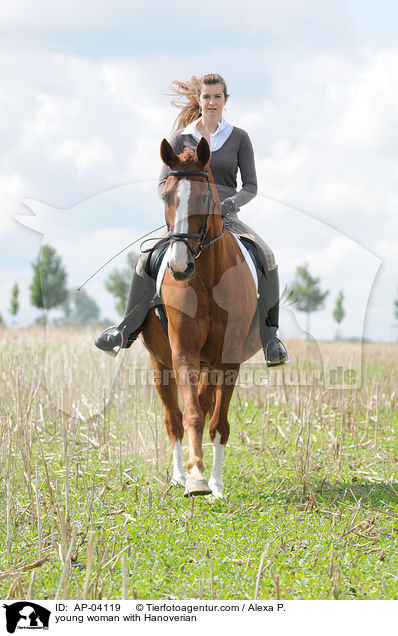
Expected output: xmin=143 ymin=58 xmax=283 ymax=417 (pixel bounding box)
xmin=195 ymin=196 xmax=226 ymax=285
xmin=206 ymin=168 xmax=224 ymax=238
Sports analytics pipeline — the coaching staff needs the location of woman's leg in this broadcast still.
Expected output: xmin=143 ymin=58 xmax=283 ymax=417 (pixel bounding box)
xmin=117 ymin=264 xmax=154 ymax=347
xmin=95 ymin=226 xmax=169 ymax=355
xmin=222 ymin=214 xmax=276 ymax=269
xmin=223 ymin=215 xmax=289 ymax=366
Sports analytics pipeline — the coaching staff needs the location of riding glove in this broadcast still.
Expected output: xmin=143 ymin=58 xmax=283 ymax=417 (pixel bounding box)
xmin=221 ymin=198 xmax=236 ymax=217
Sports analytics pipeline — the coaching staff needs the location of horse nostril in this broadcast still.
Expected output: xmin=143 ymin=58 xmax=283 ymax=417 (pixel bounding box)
xmin=168 ymin=262 xmax=195 ymax=281
xmin=185 ymin=262 xmax=194 ymax=278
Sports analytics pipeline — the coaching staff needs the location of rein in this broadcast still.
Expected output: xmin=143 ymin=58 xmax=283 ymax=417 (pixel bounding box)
xmin=166 ymin=169 xmax=225 ymax=258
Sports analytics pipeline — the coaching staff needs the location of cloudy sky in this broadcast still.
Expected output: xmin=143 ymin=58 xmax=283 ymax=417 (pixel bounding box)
xmin=1 ymin=0 xmax=397 ymax=341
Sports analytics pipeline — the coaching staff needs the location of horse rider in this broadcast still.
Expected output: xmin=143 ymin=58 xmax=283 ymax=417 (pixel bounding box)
xmin=95 ymin=73 xmax=289 ymax=367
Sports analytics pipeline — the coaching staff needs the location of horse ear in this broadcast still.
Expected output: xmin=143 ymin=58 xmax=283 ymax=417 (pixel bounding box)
xmin=160 ymin=139 xmax=178 ymax=167
xmin=196 ymin=137 xmax=211 ymax=167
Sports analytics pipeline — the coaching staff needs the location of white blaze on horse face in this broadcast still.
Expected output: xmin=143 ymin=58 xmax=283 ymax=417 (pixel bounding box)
xmin=169 ymin=179 xmax=191 ymax=272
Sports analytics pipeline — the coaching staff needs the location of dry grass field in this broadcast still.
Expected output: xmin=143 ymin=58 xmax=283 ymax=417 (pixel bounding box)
xmin=0 ymin=326 xmax=397 ymax=599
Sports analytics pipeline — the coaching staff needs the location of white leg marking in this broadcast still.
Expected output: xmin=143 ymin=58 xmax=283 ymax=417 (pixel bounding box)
xmin=169 ymin=179 xmax=191 ymax=273
xmin=208 ymin=431 xmax=225 ymax=498
xmin=189 ymin=465 xmax=204 ymax=480
xmin=171 ymin=440 xmax=185 ymax=486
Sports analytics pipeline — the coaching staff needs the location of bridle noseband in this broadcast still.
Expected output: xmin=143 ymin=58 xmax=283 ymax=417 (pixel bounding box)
xmin=166 ymin=169 xmax=225 ymax=258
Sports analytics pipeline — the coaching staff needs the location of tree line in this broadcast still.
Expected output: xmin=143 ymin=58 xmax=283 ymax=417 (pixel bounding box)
xmin=2 ymin=243 xmax=398 ymax=340
xmin=1 ymin=244 xmax=139 ymax=328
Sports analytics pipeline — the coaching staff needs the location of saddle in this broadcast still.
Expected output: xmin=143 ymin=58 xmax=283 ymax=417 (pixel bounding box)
xmin=144 ymin=235 xmax=266 ymax=337
xmin=238 ymin=235 xmax=267 ymax=277
xmin=144 ymin=238 xmax=170 ymax=336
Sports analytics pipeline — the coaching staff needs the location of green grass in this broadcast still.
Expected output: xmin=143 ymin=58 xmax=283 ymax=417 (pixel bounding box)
xmin=1 ymin=329 xmax=398 ymax=599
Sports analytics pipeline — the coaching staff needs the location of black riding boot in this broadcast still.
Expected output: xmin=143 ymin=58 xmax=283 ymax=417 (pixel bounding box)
xmin=95 ymin=269 xmax=154 ymax=356
xmin=258 ymin=266 xmax=289 ymax=367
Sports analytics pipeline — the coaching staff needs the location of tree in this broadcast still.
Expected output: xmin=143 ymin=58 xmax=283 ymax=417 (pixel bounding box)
xmin=61 ymin=288 xmax=100 ymax=324
xmin=332 ymin=290 xmax=345 ymax=340
xmin=394 ymin=288 xmax=398 ymax=342
xmin=9 ymin=282 xmax=20 ymax=321
xmin=289 ymin=263 xmax=329 ymax=338
xmin=30 ymin=244 xmax=68 ymax=322
xmin=105 ymin=252 xmax=139 ymax=314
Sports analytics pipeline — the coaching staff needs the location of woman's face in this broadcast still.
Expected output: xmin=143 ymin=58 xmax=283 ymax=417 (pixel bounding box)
xmin=199 ymin=82 xmax=228 ymax=120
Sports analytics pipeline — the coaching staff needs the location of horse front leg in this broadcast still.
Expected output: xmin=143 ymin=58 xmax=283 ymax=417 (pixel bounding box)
xmin=150 ymin=355 xmax=185 ymax=486
xmin=208 ymin=365 xmax=240 ymax=498
xmin=172 ymin=351 xmax=211 ymax=497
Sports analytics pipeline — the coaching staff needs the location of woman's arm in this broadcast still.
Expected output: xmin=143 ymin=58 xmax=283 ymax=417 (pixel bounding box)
xmin=230 ymin=130 xmax=258 ymax=210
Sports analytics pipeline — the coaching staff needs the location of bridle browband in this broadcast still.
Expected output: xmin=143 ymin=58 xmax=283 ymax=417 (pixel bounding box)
xmin=165 ymin=169 xmax=225 ymax=258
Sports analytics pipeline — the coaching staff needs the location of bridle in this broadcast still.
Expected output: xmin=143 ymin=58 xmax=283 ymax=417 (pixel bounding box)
xmin=166 ymin=169 xmax=225 ymax=258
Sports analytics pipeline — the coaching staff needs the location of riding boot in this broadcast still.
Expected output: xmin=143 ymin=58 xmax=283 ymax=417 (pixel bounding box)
xmin=258 ymin=266 xmax=289 ymax=367
xmin=95 ymin=269 xmax=154 ymax=356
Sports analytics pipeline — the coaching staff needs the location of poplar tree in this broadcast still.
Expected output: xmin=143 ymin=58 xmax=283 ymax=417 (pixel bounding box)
xmin=332 ymin=290 xmax=345 ymax=339
xmin=9 ymin=282 xmax=20 ymax=319
xmin=30 ymin=244 xmax=68 ymax=322
xmin=105 ymin=252 xmax=139 ymax=314
xmin=62 ymin=288 xmax=100 ymax=324
xmin=394 ymin=288 xmax=398 ymax=321
xmin=289 ymin=263 xmax=329 ymax=338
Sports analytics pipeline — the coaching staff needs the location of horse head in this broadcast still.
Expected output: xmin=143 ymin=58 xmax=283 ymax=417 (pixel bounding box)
xmin=160 ymin=137 xmax=220 ymax=281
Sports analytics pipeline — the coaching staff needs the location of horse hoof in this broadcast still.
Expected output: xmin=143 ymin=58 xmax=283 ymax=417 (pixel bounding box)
xmin=184 ymin=478 xmax=212 ymax=497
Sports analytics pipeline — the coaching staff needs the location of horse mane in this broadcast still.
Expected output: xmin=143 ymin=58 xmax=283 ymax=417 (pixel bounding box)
xmin=177 ymin=146 xmax=218 ymax=204
xmin=179 ymin=147 xmax=196 ymax=163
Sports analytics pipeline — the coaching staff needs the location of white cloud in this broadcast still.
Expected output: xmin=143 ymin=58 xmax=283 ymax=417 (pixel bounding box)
xmin=0 ymin=0 xmax=396 ymax=340
xmin=0 ymin=172 xmax=26 ymax=236
xmin=333 ymin=50 xmax=398 ymax=150
xmin=51 ymin=138 xmax=113 ymax=176
xmin=0 ymin=0 xmax=350 ymax=39
xmin=22 ymin=94 xmax=62 ymax=139
xmin=237 ymin=46 xmax=398 ymax=262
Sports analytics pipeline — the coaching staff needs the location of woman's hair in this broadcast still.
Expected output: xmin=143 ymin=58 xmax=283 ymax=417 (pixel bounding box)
xmin=169 ymin=74 xmax=228 ymax=130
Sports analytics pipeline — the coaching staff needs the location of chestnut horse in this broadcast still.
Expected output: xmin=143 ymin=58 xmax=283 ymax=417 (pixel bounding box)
xmin=141 ymin=137 xmax=261 ymax=497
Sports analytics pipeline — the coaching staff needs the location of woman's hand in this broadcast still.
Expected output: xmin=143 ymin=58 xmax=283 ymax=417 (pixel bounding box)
xmin=221 ymin=198 xmax=236 ymax=217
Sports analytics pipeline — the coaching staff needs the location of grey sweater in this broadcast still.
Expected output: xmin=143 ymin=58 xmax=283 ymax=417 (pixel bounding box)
xmin=158 ymin=126 xmax=257 ymax=209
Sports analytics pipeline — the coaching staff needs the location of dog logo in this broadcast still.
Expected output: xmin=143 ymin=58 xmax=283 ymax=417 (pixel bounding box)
xmin=2 ymin=602 xmax=51 ymax=633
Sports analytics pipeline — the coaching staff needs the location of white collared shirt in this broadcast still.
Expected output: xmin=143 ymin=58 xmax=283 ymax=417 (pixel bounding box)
xmin=181 ymin=117 xmax=233 ymax=151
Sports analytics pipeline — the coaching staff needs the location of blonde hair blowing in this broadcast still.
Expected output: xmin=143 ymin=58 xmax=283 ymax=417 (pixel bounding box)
xmin=169 ymin=74 xmax=228 ymax=130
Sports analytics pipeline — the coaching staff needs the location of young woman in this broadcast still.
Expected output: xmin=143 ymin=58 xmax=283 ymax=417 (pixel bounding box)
xmin=95 ymin=74 xmax=289 ymax=366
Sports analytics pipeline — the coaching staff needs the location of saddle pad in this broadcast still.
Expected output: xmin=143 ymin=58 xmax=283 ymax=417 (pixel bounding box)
xmin=231 ymin=233 xmax=258 ymax=295
xmin=156 ymin=235 xmax=258 ymax=296
xmin=156 ymin=245 xmax=172 ymax=296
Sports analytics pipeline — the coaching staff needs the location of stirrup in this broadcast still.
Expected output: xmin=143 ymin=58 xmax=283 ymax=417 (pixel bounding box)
xmin=96 ymin=325 xmax=122 ymax=358
xmin=264 ymin=337 xmax=290 ymax=368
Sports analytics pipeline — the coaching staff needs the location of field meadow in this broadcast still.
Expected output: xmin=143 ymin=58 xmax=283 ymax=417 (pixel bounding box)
xmin=0 ymin=326 xmax=397 ymax=600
